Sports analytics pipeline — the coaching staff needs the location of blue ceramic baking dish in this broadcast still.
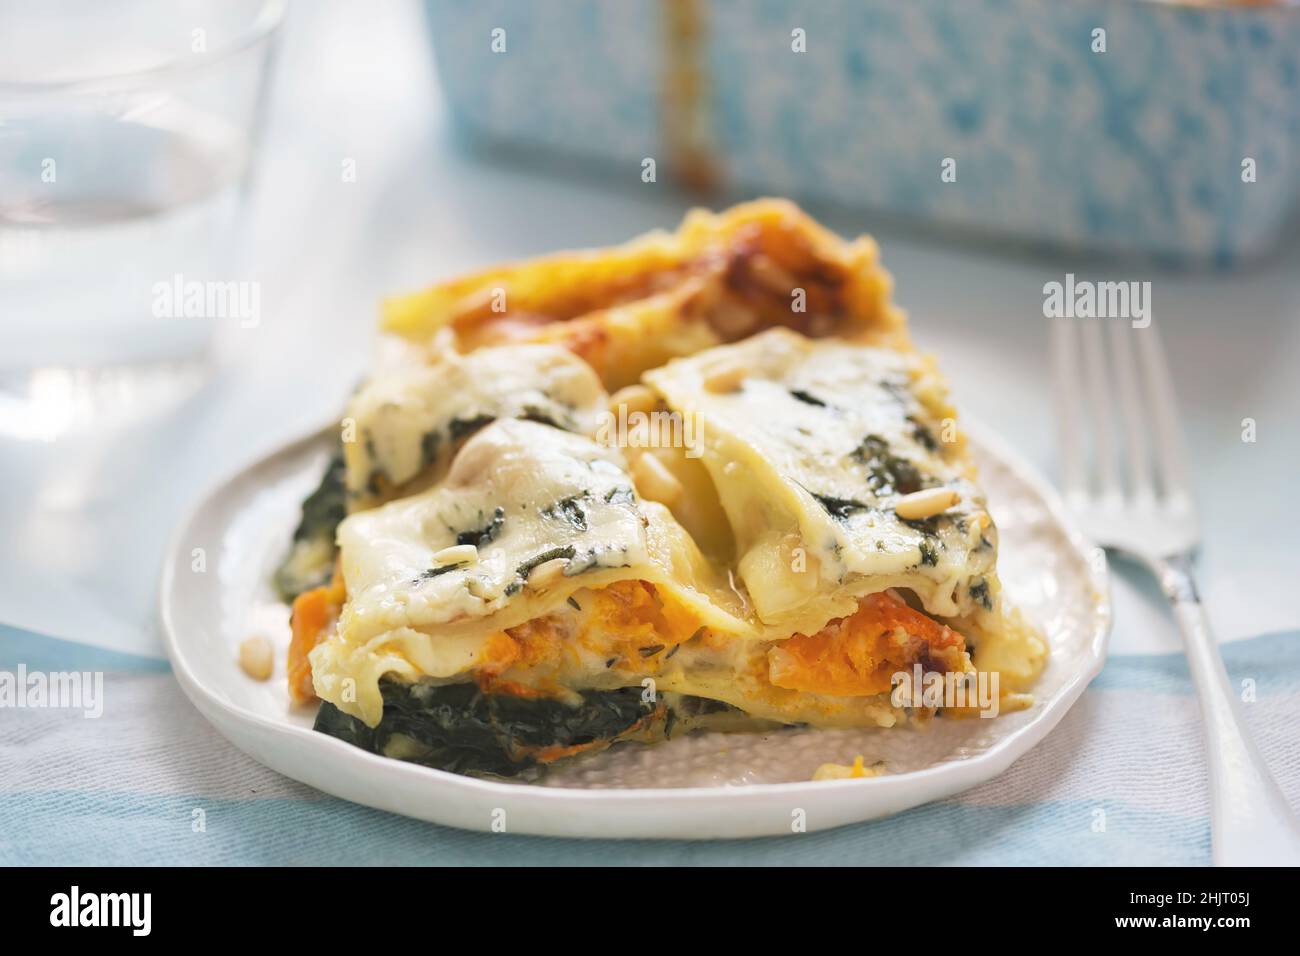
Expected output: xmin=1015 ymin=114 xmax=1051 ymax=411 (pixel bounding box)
xmin=426 ymin=0 xmax=1300 ymax=266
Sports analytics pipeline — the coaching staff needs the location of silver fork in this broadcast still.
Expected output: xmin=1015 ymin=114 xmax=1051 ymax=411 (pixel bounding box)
xmin=1052 ymin=314 xmax=1300 ymax=866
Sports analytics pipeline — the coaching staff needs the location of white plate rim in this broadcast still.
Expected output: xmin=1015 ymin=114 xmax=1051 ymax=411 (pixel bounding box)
xmin=160 ymin=417 xmax=1112 ymax=839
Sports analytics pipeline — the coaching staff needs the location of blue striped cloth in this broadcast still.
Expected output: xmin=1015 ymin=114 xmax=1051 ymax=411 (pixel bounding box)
xmin=2 ymin=624 xmax=1296 ymax=865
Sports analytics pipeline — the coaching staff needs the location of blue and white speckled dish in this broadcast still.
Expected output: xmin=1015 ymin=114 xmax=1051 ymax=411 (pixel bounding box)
xmin=160 ymin=422 xmax=1111 ymax=839
xmin=427 ymin=0 xmax=1300 ymax=265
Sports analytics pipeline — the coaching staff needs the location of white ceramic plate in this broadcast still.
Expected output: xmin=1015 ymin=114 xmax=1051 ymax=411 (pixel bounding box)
xmin=161 ymin=421 xmax=1111 ymax=839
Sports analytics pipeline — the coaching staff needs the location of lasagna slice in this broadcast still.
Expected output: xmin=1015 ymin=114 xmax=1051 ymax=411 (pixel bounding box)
xmin=279 ymin=200 xmax=1046 ymax=777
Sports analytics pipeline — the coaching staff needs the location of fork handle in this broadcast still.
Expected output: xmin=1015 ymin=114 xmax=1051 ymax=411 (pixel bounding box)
xmin=1157 ymin=555 xmax=1300 ymax=866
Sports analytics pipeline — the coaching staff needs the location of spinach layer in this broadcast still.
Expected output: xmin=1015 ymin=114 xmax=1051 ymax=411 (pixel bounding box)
xmin=314 ymin=681 xmax=663 ymax=777
xmin=273 ymin=449 xmax=347 ymax=602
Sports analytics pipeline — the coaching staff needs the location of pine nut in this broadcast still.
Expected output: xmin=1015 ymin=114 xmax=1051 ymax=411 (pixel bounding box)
xmin=633 ymin=452 xmax=684 ymax=505
xmin=894 ymin=487 xmax=959 ymax=520
xmin=1000 ymin=693 xmax=1035 ymax=713
xmin=703 ymin=363 xmax=746 ymax=393
xmin=812 ymin=755 xmax=884 ymax=781
xmin=431 ymin=544 xmax=478 ymax=566
xmin=239 ymin=636 xmax=274 ymax=681
xmin=609 ymin=384 xmax=659 ymax=416
xmin=527 ymin=557 xmax=569 ymax=590
xmin=746 ymin=253 xmax=799 ymax=295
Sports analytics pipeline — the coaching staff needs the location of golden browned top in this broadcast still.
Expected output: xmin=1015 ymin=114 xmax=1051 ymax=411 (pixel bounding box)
xmin=381 ymin=199 xmax=908 ymax=390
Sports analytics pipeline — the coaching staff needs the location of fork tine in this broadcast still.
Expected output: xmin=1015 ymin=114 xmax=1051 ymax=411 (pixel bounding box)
xmin=1079 ymin=316 xmax=1122 ymax=502
xmin=1050 ymin=314 xmax=1088 ymax=505
xmin=1107 ymin=321 xmax=1155 ymax=503
xmin=1135 ymin=321 xmax=1192 ymax=504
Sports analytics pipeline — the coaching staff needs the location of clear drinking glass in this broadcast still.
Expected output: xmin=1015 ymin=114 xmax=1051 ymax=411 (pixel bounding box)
xmin=0 ymin=0 xmax=284 ymax=439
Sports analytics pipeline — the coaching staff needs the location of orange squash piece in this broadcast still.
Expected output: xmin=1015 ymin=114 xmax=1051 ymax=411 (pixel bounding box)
xmin=286 ymin=568 xmax=346 ymax=705
xmin=768 ymin=591 xmax=967 ymax=697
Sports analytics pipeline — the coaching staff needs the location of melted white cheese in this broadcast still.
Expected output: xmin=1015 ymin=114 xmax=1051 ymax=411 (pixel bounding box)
xmin=337 ymin=421 xmax=649 ymax=637
xmin=645 ymin=328 xmax=997 ymax=627
xmin=313 ymin=331 xmax=1042 ymax=729
xmin=313 ymin=418 xmax=750 ymax=724
xmin=343 ymin=343 xmax=607 ymax=501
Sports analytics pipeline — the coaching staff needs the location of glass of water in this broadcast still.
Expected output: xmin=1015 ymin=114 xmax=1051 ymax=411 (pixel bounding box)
xmin=0 ymin=0 xmax=284 ymax=439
